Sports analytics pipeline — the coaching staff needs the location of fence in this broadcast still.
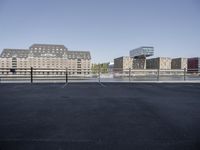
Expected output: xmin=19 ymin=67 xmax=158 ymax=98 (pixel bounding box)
xmin=0 ymin=67 xmax=200 ymax=83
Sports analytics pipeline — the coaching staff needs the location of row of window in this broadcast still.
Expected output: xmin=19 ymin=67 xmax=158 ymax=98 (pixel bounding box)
xmin=31 ymin=47 xmax=64 ymax=51
xmin=0 ymin=71 xmax=90 ymax=75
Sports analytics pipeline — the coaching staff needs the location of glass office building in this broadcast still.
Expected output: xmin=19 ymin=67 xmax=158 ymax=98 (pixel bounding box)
xmin=130 ymin=47 xmax=154 ymax=58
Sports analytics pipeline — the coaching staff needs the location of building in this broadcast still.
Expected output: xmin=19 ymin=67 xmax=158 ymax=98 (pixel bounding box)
xmin=0 ymin=44 xmax=91 ymax=75
xmin=113 ymin=46 xmax=154 ymax=71
xmin=129 ymin=46 xmax=154 ymax=69
xmin=132 ymin=58 xmax=146 ymax=69
xmin=146 ymin=57 xmax=171 ymax=70
xmin=187 ymin=57 xmax=200 ymax=73
xmin=171 ymin=58 xmax=187 ymax=70
xmin=130 ymin=46 xmax=154 ymax=58
xmin=0 ymin=49 xmax=29 ymax=69
xmin=114 ymin=56 xmax=133 ymax=71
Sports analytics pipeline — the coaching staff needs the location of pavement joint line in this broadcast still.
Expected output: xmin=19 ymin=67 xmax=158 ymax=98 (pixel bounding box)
xmin=62 ymin=82 xmax=69 ymax=88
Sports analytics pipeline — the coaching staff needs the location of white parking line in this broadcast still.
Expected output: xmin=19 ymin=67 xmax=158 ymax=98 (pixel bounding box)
xmin=98 ymin=82 xmax=106 ymax=87
xmin=62 ymin=83 xmax=69 ymax=88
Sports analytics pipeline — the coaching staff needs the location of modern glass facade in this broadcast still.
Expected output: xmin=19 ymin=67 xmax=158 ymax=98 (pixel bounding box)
xmin=130 ymin=47 xmax=154 ymax=58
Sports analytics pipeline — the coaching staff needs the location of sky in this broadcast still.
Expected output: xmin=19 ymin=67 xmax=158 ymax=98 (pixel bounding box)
xmin=0 ymin=0 xmax=200 ymax=63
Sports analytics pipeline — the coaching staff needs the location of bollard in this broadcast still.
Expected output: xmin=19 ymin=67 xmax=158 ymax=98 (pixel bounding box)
xmin=31 ymin=67 xmax=33 ymax=83
xmin=98 ymin=66 xmax=101 ymax=83
xmin=129 ymin=68 xmax=131 ymax=82
xmin=184 ymin=68 xmax=186 ymax=81
xmin=66 ymin=68 xmax=68 ymax=83
xmin=157 ymin=68 xmax=160 ymax=81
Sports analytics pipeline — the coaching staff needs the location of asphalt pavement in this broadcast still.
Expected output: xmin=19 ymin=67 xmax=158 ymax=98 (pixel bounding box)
xmin=0 ymin=83 xmax=200 ymax=150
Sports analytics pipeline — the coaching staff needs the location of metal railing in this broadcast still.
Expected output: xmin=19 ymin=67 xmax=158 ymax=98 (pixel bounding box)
xmin=0 ymin=67 xmax=199 ymax=83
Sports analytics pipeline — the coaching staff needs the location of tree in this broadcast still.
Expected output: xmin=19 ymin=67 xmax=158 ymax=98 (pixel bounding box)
xmin=91 ymin=63 xmax=109 ymax=74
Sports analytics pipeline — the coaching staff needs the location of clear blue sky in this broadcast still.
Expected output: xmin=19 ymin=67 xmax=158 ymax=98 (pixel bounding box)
xmin=0 ymin=0 xmax=200 ymax=63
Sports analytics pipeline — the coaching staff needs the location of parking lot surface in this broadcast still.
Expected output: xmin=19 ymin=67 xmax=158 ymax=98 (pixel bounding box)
xmin=0 ymin=83 xmax=200 ymax=150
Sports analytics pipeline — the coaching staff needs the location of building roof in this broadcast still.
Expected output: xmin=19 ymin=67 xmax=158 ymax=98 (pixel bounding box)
xmin=29 ymin=49 xmax=67 ymax=58
xmin=0 ymin=49 xmax=30 ymax=58
xmin=67 ymin=51 xmax=91 ymax=59
xmin=187 ymin=57 xmax=200 ymax=60
xmin=114 ymin=56 xmax=131 ymax=60
xmin=29 ymin=44 xmax=67 ymax=50
xmin=0 ymin=44 xmax=91 ymax=59
xmin=147 ymin=57 xmax=171 ymax=60
xmin=171 ymin=57 xmax=187 ymax=60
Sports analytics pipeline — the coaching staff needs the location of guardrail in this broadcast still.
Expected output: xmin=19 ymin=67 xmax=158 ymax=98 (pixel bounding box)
xmin=0 ymin=67 xmax=199 ymax=83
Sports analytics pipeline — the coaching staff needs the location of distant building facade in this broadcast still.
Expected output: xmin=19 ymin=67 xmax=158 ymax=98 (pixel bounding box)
xmin=130 ymin=46 xmax=154 ymax=58
xmin=0 ymin=44 xmax=91 ymax=75
xmin=132 ymin=58 xmax=146 ymax=69
xmin=171 ymin=58 xmax=187 ymax=70
xmin=146 ymin=57 xmax=171 ymax=70
xmin=129 ymin=46 xmax=154 ymax=69
xmin=187 ymin=57 xmax=200 ymax=73
xmin=114 ymin=56 xmax=133 ymax=71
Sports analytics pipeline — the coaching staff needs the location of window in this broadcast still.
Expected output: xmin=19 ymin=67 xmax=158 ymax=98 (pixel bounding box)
xmin=77 ymin=64 xmax=81 ymax=68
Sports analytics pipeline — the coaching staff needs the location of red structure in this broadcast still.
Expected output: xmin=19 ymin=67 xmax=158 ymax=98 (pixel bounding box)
xmin=187 ymin=57 xmax=200 ymax=73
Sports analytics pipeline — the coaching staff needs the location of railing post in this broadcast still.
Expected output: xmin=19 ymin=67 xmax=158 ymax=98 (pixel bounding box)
xmin=31 ymin=67 xmax=33 ymax=83
xmin=129 ymin=68 xmax=131 ymax=82
xmin=184 ymin=68 xmax=186 ymax=81
xmin=157 ymin=68 xmax=160 ymax=81
xmin=98 ymin=65 xmax=101 ymax=83
xmin=66 ymin=68 xmax=68 ymax=83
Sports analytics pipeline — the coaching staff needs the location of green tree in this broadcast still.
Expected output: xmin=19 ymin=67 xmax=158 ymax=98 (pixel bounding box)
xmin=91 ymin=63 xmax=109 ymax=74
